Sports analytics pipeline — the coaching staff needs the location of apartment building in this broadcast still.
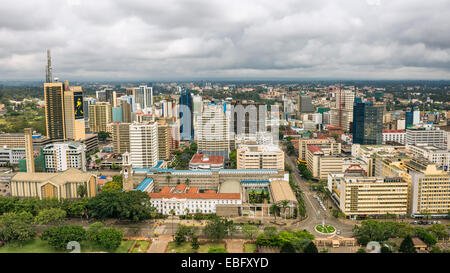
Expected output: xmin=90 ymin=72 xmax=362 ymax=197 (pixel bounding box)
xmin=298 ymin=137 xmax=341 ymax=162
xmin=237 ymin=144 xmax=284 ymax=171
xmin=382 ymin=129 xmax=406 ymax=144
xmin=42 ymin=142 xmax=86 ymax=172
xmin=129 ymin=121 xmax=159 ymax=168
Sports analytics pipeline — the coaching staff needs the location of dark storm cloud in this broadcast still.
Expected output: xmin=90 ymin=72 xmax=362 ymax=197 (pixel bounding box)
xmin=0 ymin=0 xmax=449 ymax=80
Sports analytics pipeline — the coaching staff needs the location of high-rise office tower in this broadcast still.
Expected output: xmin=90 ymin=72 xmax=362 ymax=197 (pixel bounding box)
xmin=24 ymin=128 xmax=35 ymax=173
xmin=63 ymin=84 xmax=86 ymax=141
xmin=231 ymin=101 xmax=267 ymax=136
xmin=179 ymin=89 xmax=193 ymax=140
xmin=121 ymin=100 xmax=132 ymax=123
xmin=129 ymin=121 xmax=159 ymax=168
xmin=352 ymin=99 xmax=384 ymax=145
xmin=83 ymin=97 xmax=97 ymax=123
xmin=197 ymin=102 xmax=230 ymax=159
xmin=157 ymin=119 xmax=172 ymax=160
xmin=192 ymin=95 xmax=203 ymax=127
xmin=134 ymin=85 xmax=153 ymax=110
xmin=112 ymin=122 xmax=130 ymax=154
xmin=297 ymin=94 xmax=315 ymax=119
xmin=44 ymin=81 xmax=66 ymax=140
xmin=330 ymin=88 xmax=355 ymax=131
xmin=88 ymin=102 xmax=112 ymax=133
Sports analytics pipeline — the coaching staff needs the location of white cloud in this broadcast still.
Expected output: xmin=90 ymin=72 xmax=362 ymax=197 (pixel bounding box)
xmin=0 ymin=0 xmax=449 ymax=80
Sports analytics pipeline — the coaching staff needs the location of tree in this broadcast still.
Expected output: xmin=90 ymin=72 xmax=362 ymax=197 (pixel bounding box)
xmin=77 ymin=184 xmax=88 ymax=198
xmin=96 ymin=227 xmax=123 ymax=252
xmin=41 ymin=225 xmax=86 ymax=250
xmin=356 ymin=248 xmax=366 ymax=253
xmin=191 ymin=235 xmax=200 ymax=251
xmin=280 ymin=241 xmax=296 ymax=253
xmin=0 ymin=211 xmax=36 ymax=245
xmin=270 ymin=203 xmax=280 ymax=223
xmin=263 ymin=226 xmax=277 ymax=237
xmin=303 ymin=241 xmax=318 ymax=253
xmin=280 ymin=200 xmax=289 ymax=219
xmin=399 ymin=236 xmax=417 ymax=253
xmin=380 ymin=245 xmax=392 ymax=253
xmin=34 ymin=208 xmax=67 ymax=225
xmin=87 ymin=191 xmax=154 ymax=221
xmin=427 ymin=224 xmax=449 ymax=241
xmin=204 ymin=216 xmax=231 ymax=240
xmin=86 ymin=222 xmax=105 ymax=242
xmin=242 ymin=224 xmax=259 ymax=240
xmin=229 ymin=149 xmax=237 ymax=169
xmin=97 ymin=131 xmax=110 ymax=141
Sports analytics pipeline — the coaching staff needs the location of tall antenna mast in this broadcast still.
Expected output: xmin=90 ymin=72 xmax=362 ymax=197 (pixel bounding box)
xmin=46 ymin=49 xmax=52 ymax=83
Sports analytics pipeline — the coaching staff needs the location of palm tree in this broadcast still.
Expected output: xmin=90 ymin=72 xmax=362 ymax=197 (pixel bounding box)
xmin=271 ymin=203 xmax=280 ymax=223
xmin=185 ymin=178 xmax=191 ymax=186
xmin=166 ymin=175 xmax=172 ymax=185
xmin=170 ymin=209 xmax=176 ymax=236
xmin=281 ymin=200 xmax=289 ymax=219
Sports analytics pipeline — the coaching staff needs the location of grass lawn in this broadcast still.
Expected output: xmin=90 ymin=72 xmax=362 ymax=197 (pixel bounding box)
xmin=0 ymin=238 xmax=135 ymax=253
xmin=131 ymin=240 xmax=151 ymax=253
xmin=315 ymin=224 xmax=336 ymax=234
xmin=244 ymin=243 xmax=258 ymax=253
xmin=166 ymin=242 xmax=226 ymax=253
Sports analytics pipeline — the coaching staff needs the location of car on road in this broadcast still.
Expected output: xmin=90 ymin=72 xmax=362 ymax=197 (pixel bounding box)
xmin=413 ymin=221 xmax=418 ymax=225
xmin=336 ymin=230 xmax=341 ymax=235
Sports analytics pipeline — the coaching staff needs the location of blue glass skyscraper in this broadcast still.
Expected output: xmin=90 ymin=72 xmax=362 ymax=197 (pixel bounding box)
xmin=179 ymin=89 xmax=193 ymax=141
xmin=352 ymin=98 xmax=384 ymax=145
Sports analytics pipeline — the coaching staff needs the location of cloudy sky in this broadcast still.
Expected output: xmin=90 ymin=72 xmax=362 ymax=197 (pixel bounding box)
xmin=1 ymin=0 xmax=450 ymax=80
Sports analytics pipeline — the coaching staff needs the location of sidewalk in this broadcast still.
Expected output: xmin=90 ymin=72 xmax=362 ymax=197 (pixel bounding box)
xmin=147 ymin=235 xmax=172 ymax=253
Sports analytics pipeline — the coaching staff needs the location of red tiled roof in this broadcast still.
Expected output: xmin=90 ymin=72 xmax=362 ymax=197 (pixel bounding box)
xmin=187 ymin=187 xmax=199 ymax=194
xmin=174 ymin=184 xmax=187 ymax=192
xmin=190 ymin=153 xmax=224 ymax=165
xmin=160 ymin=187 xmax=172 ymax=194
xmin=149 ymin=192 xmax=240 ymax=200
xmin=308 ymin=145 xmax=323 ymax=153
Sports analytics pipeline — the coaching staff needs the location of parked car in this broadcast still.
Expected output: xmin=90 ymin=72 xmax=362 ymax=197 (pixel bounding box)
xmin=336 ymin=230 xmax=341 ymax=235
xmin=413 ymin=221 xmax=418 ymax=225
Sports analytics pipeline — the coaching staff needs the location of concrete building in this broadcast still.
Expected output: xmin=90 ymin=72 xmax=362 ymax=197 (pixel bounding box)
xmin=189 ymin=153 xmax=224 ymax=170
xmin=0 ymin=148 xmax=26 ymax=165
xmin=43 ymin=142 xmax=86 ymax=172
xmin=330 ymin=88 xmax=354 ymax=131
xmin=406 ymin=125 xmax=447 ymax=150
xmin=237 ymin=144 xmax=284 ymax=171
xmin=111 ymin=122 xmax=130 ymax=155
xmin=404 ymin=158 xmax=450 ymax=217
xmin=148 ymin=184 xmax=241 ymax=215
xmin=328 ymin=173 xmax=408 ymax=218
xmin=44 ymin=82 xmax=65 ymax=140
xmin=383 ymin=130 xmax=406 ymax=144
xmin=88 ymin=102 xmax=112 ymax=133
xmin=407 ymin=143 xmax=450 ymax=171
xmin=352 ymin=99 xmax=384 ymax=145
xmin=298 ymin=138 xmax=340 ymax=162
xmin=63 ymin=85 xmax=86 ymax=141
xmin=196 ymin=102 xmax=231 ymax=159
xmin=10 ymin=168 xmax=96 ymax=199
xmin=129 ymin=122 xmax=159 ymax=168
xmin=24 ymin=128 xmax=35 ymax=172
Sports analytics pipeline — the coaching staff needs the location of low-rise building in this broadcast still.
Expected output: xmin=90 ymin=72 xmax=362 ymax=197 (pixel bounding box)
xmin=10 ymin=168 xmax=97 ymax=199
xmin=406 ymin=143 xmax=450 ymax=171
xmin=237 ymin=144 xmax=284 ymax=171
xmin=383 ymin=129 xmax=406 ymax=144
xmin=148 ymin=184 xmax=242 ymax=215
xmin=0 ymin=148 xmax=26 ymax=165
xmin=189 ymin=153 xmax=224 ymax=170
xmin=328 ymin=173 xmax=408 ymax=218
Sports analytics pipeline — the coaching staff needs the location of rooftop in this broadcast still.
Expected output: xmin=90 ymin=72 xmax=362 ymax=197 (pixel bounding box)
xmin=190 ymin=153 xmax=224 ymax=165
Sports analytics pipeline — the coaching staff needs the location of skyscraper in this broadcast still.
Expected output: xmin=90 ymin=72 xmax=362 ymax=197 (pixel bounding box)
xmin=297 ymin=94 xmax=314 ymax=119
xmin=179 ymin=89 xmax=193 ymax=140
xmin=197 ymin=102 xmax=231 ymax=159
xmin=134 ymin=85 xmax=153 ymax=110
xmin=88 ymin=102 xmax=112 ymax=133
xmin=129 ymin=121 xmax=159 ymax=168
xmin=63 ymin=84 xmax=86 ymax=141
xmin=44 ymin=81 xmax=65 ymax=140
xmin=352 ymin=99 xmax=384 ymax=145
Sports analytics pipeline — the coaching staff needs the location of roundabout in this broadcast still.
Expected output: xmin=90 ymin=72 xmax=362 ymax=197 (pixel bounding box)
xmin=314 ymin=224 xmax=336 ymax=234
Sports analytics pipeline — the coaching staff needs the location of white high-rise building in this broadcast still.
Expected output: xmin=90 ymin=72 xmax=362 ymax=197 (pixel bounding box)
xmin=129 ymin=121 xmax=159 ymax=168
xmin=197 ymin=102 xmax=230 ymax=159
xmin=43 ymin=142 xmax=86 ymax=172
xmin=330 ymin=89 xmax=354 ymax=131
xmin=134 ymin=85 xmax=153 ymax=111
